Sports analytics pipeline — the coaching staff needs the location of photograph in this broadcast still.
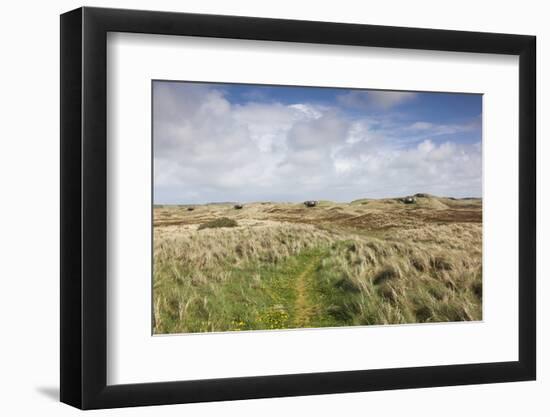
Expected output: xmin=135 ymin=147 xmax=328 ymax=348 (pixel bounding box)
xmin=152 ymin=81 xmax=483 ymax=334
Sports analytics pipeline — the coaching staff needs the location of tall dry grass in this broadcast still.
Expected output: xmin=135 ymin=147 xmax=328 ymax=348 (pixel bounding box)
xmin=314 ymin=223 xmax=482 ymax=326
xmin=153 ymin=221 xmax=337 ymax=333
xmin=153 ymin=204 xmax=482 ymax=333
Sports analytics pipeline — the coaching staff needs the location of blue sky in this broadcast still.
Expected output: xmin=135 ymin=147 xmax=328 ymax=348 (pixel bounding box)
xmin=153 ymin=81 xmax=482 ymax=204
xmin=225 ymin=83 xmax=480 ymax=128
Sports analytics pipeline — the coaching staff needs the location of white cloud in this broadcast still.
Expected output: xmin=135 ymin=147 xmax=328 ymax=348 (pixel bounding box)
xmin=337 ymin=90 xmax=417 ymax=110
xmin=406 ymin=119 xmax=480 ymax=137
xmin=409 ymin=121 xmax=434 ymax=130
xmin=418 ymin=139 xmax=435 ymax=153
xmin=153 ymin=83 xmax=481 ymax=203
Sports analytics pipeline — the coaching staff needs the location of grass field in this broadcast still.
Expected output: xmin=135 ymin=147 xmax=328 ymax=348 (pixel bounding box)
xmin=153 ymin=195 xmax=482 ymax=334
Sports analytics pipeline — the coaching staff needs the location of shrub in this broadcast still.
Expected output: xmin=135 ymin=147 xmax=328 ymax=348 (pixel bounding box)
xmin=326 ymin=304 xmax=352 ymax=320
xmin=431 ymin=256 xmax=453 ymax=271
xmin=334 ymin=275 xmax=361 ymax=293
xmin=198 ymin=217 xmax=238 ymax=230
xmin=373 ymin=266 xmax=400 ymax=285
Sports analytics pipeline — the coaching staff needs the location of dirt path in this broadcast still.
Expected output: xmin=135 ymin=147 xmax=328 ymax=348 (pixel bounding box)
xmin=293 ymin=254 xmax=322 ymax=328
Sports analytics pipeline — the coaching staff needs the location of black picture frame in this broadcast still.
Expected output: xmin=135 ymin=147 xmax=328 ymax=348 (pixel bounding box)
xmin=60 ymin=6 xmax=536 ymax=410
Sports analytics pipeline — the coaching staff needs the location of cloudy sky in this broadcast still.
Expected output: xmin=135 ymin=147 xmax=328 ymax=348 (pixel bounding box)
xmin=153 ymin=81 xmax=482 ymax=204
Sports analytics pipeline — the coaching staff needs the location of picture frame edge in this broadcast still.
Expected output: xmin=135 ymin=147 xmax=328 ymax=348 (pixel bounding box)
xmin=60 ymin=6 xmax=537 ymax=410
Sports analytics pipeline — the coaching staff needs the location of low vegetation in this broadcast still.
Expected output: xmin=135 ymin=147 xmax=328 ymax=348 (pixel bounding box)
xmin=197 ymin=217 xmax=238 ymax=230
xmin=153 ymin=195 xmax=482 ymax=334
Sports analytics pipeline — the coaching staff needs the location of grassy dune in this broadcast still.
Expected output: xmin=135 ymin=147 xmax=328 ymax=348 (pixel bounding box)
xmin=153 ymin=195 xmax=482 ymax=334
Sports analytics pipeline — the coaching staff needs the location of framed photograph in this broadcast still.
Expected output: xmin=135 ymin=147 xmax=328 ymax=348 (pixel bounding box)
xmin=60 ymin=7 xmax=536 ymax=409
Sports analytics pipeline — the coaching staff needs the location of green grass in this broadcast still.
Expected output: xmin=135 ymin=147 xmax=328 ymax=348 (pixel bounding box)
xmin=197 ymin=217 xmax=238 ymax=230
xmin=154 ymin=231 xmax=481 ymax=334
xmin=154 ymin=247 xmax=331 ymax=333
xmin=153 ymin=200 xmax=482 ymax=334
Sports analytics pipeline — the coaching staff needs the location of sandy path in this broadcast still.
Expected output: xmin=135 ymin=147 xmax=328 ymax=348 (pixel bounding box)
xmin=293 ymin=254 xmax=322 ymax=328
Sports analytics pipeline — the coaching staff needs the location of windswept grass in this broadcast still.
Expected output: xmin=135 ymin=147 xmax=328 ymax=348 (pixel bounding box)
xmin=153 ymin=196 xmax=482 ymax=334
xmin=310 ymin=226 xmax=482 ymax=327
